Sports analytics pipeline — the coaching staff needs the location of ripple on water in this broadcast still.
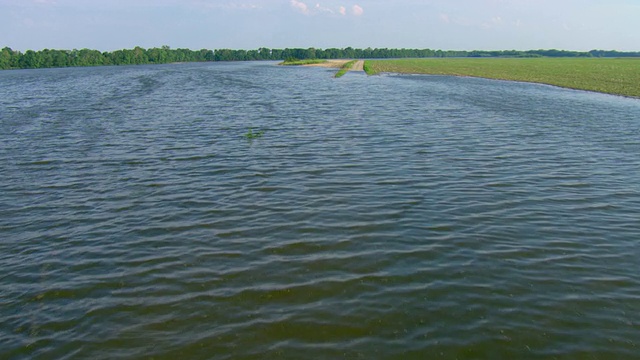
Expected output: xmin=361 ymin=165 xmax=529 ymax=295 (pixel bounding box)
xmin=1 ymin=62 xmax=640 ymax=359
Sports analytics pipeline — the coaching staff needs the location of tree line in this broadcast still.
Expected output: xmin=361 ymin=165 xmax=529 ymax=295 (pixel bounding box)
xmin=1 ymin=45 xmax=639 ymax=70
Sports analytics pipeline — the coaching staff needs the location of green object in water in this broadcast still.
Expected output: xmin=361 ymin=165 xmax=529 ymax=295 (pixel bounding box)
xmin=244 ymin=128 xmax=264 ymax=139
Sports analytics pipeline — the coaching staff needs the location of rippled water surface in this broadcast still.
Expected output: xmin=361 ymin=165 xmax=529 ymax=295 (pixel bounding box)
xmin=1 ymin=62 xmax=640 ymax=359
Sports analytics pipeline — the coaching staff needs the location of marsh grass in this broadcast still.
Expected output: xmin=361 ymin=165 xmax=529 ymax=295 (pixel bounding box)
xmin=334 ymin=60 xmax=357 ymax=78
xmin=363 ymin=61 xmax=375 ymax=76
xmin=363 ymin=58 xmax=640 ymax=98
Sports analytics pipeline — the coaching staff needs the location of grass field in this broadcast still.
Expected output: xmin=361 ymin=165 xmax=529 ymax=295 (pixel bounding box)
xmin=363 ymin=58 xmax=640 ymax=98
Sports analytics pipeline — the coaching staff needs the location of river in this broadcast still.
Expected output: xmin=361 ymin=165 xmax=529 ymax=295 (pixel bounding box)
xmin=1 ymin=61 xmax=639 ymax=359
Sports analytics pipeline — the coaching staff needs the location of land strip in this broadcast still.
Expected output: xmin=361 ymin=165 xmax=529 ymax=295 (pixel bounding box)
xmin=334 ymin=60 xmax=357 ymax=78
xmin=351 ymin=60 xmax=365 ymax=71
xmin=305 ymin=59 xmax=365 ymax=77
xmin=303 ymin=59 xmax=351 ymax=68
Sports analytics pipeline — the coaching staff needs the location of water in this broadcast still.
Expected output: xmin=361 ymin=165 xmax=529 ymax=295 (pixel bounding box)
xmin=1 ymin=61 xmax=639 ymax=359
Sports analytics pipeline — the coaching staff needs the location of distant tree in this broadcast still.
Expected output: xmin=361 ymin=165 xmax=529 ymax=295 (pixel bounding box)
xmin=19 ymin=50 xmax=41 ymax=68
xmin=258 ymin=47 xmax=271 ymax=60
xmin=146 ymin=47 xmax=166 ymax=64
xmin=343 ymin=47 xmax=355 ymax=58
xmin=589 ymin=49 xmax=640 ymax=57
xmin=201 ymin=49 xmax=214 ymax=61
xmin=132 ymin=46 xmax=147 ymax=64
xmin=75 ymin=48 xmax=104 ymax=66
xmin=3 ymin=45 xmax=640 ymax=70
xmin=270 ymin=49 xmax=283 ymax=60
xmin=101 ymin=51 xmax=112 ymax=65
xmin=0 ymin=47 xmax=14 ymax=69
xmin=214 ymin=49 xmax=231 ymax=61
xmin=306 ymin=47 xmax=316 ymax=59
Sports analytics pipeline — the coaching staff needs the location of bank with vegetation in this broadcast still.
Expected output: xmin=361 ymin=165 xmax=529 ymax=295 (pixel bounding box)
xmin=279 ymin=58 xmax=328 ymax=66
xmin=363 ymin=58 xmax=640 ymax=98
xmin=334 ymin=60 xmax=358 ymax=78
xmin=2 ymin=45 xmax=640 ymax=70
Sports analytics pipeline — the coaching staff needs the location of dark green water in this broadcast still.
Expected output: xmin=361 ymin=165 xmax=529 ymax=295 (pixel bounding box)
xmin=1 ymin=62 xmax=639 ymax=359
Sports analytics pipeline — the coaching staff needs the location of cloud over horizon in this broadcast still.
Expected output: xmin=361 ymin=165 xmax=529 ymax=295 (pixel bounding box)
xmin=290 ymin=0 xmax=363 ymax=17
xmin=290 ymin=0 xmax=309 ymax=14
xmin=352 ymin=4 xmax=363 ymax=16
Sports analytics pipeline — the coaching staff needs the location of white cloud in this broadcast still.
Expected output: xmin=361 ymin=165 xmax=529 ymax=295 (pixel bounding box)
xmin=201 ymin=2 xmax=261 ymax=10
xmin=129 ymin=1 xmax=264 ymax=11
xmin=290 ymin=0 xmax=309 ymax=14
xmin=315 ymin=3 xmax=334 ymax=14
xmin=232 ymin=3 xmax=260 ymax=10
xmin=439 ymin=13 xmax=450 ymax=24
xmin=352 ymin=4 xmax=363 ymax=16
xmin=291 ymin=1 xmax=359 ymax=17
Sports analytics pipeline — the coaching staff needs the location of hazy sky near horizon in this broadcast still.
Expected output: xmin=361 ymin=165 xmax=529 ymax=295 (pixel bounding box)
xmin=2 ymin=0 xmax=640 ymax=52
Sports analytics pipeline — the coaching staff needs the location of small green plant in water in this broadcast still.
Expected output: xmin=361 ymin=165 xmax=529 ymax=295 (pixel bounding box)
xmin=244 ymin=128 xmax=264 ymax=139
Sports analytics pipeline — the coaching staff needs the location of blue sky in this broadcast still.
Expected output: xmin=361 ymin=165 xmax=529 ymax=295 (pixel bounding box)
xmin=2 ymin=0 xmax=640 ymax=51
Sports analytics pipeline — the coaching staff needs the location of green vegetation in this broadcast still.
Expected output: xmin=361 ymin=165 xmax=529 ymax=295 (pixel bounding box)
xmin=363 ymin=58 xmax=640 ymax=98
xmin=244 ymin=128 xmax=264 ymax=140
xmin=0 ymin=46 xmax=214 ymax=70
xmin=334 ymin=60 xmax=357 ymax=78
xmin=363 ymin=61 xmax=374 ymax=76
xmin=279 ymin=58 xmax=327 ymax=66
xmin=2 ymin=45 xmax=640 ymax=70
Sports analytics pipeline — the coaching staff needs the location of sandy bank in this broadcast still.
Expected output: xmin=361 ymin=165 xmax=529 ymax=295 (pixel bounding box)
xmin=351 ymin=60 xmax=365 ymax=71
xmin=303 ymin=59 xmax=352 ymax=68
xmin=305 ymin=59 xmax=365 ymax=74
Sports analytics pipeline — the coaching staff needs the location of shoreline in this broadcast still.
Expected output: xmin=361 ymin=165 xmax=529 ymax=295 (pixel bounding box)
xmin=303 ymin=59 xmax=365 ymax=71
xmin=302 ymin=59 xmax=351 ymax=68
xmin=304 ymin=59 xmax=366 ymax=77
xmin=375 ymin=71 xmax=640 ymax=100
xmin=363 ymin=58 xmax=640 ymax=99
xmin=283 ymin=58 xmax=639 ymax=98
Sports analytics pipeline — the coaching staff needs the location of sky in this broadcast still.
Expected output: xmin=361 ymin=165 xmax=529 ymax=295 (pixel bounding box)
xmin=2 ymin=0 xmax=640 ymax=52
